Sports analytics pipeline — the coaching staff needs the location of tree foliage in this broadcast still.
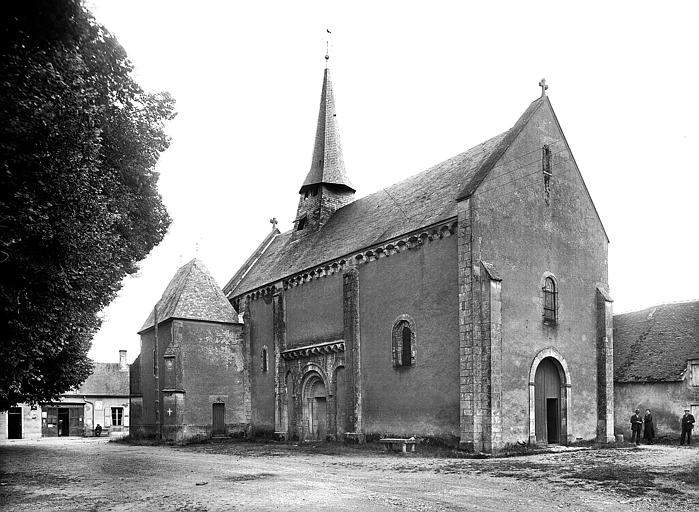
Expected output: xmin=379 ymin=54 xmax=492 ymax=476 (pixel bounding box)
xmin=0 ymin=1 xmax=175 ymax=410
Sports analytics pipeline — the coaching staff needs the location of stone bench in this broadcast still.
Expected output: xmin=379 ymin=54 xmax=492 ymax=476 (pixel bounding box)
xmin=379 ymin=437 xmax=418 ymax=453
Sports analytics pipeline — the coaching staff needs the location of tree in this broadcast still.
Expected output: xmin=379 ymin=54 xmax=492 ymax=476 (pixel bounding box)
xmin=0 ymin=1 xmax=175 ymax=410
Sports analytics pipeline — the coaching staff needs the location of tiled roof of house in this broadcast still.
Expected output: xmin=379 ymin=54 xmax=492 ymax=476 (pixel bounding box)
xmin=140 ymin=259 xmax=238 ymax=333
xmin=614 ymin=301 xmax=699 ymax=382
xmin=225 ymin=96 xmax=547 ymax=298
xmin=63 ymin=363 xmax=130 ymax=396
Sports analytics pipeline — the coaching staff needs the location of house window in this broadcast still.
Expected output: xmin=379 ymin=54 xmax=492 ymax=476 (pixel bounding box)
xmin=392 ymin=316 xmax=416 ymax=368
xmin=111 ymin=407 xmax=123 ymax=426
xmin=543 ymin=144 xmax=552 ymax=202
xmin=297 ymin=215 xmax=307 ymax=231
xmin=543 ymin=276 xmax=557 ymax=324
xmin=690 ymin=362 xmax=699 ymax=386
xmin=261 ymin=347 xmax=268 ymax=373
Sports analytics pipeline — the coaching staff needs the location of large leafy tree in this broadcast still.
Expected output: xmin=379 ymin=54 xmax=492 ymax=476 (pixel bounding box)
xmin=0 ymin=1 xmax=175 ymax=410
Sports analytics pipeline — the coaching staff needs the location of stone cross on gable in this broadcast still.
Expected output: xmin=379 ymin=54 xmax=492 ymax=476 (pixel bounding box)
xmin=539 ymin=78 xmax=548 ymax=97
xmin=270 ymin=217 xmax=278 ymax=229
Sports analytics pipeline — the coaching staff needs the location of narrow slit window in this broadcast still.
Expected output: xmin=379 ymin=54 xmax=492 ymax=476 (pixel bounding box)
xmin=261 ymin=347 xmax=268 ymax=372
xmin=543 ymin=144 xmax=552 ymax=202
xmin=543 ymin=277 xmax=557 ymax=324
xmin=392 ymin=317 xmax=416 ymax=368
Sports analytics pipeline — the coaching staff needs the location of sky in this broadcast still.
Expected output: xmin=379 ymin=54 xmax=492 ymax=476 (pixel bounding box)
xmin=86 ymin=0 xmax=699 ymax=363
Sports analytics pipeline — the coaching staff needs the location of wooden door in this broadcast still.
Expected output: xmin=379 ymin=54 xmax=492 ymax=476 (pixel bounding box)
xmin=212 ymin=403 xmax=225 ymax=435
xmin=8 ymin=407 xmax=22 ymax=439
xmin=58 ymin=408 xmax=70 ymax=436
xmin=69 ymin=406 xmax=83 ymax=436
xmin=314 ymin=398 xmax=327 ymax=440
xmin=535 ymin=358 xmax=561 ymax=443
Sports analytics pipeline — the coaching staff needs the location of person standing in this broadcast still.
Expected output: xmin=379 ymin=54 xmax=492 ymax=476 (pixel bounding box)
xmin=680 ymin=408 xmax=695 ymax=446
xmin=630 ymin=409 xmax=643 ymax=445
xmin=643 ymin=409 xmax=655 ymax=445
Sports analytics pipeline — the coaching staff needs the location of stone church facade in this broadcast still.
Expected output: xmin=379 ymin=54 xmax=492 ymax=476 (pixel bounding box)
xmin=132 ymin=62 xmax=614 ymax=452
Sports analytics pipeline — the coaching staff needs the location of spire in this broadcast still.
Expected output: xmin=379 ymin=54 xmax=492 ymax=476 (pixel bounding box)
xmin=300 ymin=65 xmax=355 ymax=193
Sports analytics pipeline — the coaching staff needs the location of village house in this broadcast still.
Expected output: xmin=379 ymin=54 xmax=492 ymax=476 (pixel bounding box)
xmin=132 ymin=57 xmax=614 ymax=452
xmin=614 ymin=300 xmax=699 ymax=437
xmin=0 ymin=351 xmax=130 ymax=441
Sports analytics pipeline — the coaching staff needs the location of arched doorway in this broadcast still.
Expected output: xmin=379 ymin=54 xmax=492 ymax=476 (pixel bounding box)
xmin=302 ymin=373 xmax=327 ymax=441
xmin=534 ymin=358 xmax=562 ymax=443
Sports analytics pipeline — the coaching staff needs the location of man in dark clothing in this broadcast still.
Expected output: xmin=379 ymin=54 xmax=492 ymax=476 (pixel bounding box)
xmin=643 ymin=409 xmax=655 ymax=445
xmin=630 ymin=409 xmax=643 ymax=445
xmin=680 ymin=409 xmax=695 ymax=445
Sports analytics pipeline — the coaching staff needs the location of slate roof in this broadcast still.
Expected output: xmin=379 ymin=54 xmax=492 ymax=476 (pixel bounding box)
xmin=614 ymin=301 xmax=699 ymax=382
xmin=225 ymin=96 xmax=547 ymax=298
xmin=64 ymin=363 xmax=130 ymax=396
xmin=301 ymin=67 xmax=354 ymax=192
xmin=140 ymin=259 xmax=238 ymax=333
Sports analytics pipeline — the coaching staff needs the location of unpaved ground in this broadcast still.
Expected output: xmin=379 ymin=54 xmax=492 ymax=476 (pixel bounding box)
xmin=0 ymin=438 xmax=697 ymax=511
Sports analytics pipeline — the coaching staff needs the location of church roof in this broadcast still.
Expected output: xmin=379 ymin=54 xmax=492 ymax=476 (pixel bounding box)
xmin=614 ymin=301 xmax=699 ymax=383
xmin=140 ymin=259 xmax=238 ymax=333
xmin=300 ymin=67 xmax=354 ymax=192
xmin=225 ymin=96 xmax=548 ymax=298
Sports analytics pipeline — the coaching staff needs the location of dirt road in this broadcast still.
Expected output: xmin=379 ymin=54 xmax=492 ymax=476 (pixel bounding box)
xmin=1 ymin=438 xmax=696 ymax=511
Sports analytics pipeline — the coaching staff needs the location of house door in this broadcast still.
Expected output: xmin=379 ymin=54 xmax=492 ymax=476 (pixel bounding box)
xmin=535 ymin=358 xmax=562 ymax=444
xmin=303 ymin=375 xmax=327 ymax=441
xmin=57 ymin=408 xmax=70 ymax=437
xmin=212 ymin=403 xmax=225 ymax=435
xmin=8 ymin=407 xmax=22 ymax=439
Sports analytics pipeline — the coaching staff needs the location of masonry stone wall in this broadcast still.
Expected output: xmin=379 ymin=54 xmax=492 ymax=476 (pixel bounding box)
xmin=468 ymin=100 xmax=610 ymax=448
xmin=285 ymin=272 xmax=343 ymax=347
xmin=134 ymin=321 xmax=173 ymax=437
xmin=248 ymin=297 xmax=275 ymax=433
xmin=615 ymin=381 xmax=699 ymax=437
xmin=176 ymin=320 xmax=247 ymax=435
xmin=359 ymin=235 xmax=460 ymax=441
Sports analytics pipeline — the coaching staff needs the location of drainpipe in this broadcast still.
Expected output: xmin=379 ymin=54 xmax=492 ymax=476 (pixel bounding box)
xmin=84 ymin=397 xmax=95 ymax=436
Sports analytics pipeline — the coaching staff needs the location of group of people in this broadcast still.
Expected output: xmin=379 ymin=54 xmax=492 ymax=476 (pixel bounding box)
xmin=629 ymin=408 xmax=695 ymax=445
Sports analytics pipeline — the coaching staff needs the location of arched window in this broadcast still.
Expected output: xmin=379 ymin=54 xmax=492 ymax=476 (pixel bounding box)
xmin=392 ymin=316 xmax=416 ymax=368
xmin=261 ymin=347 xmax=268 ymax=372
xmin=543 ymin=276 xmax=557 ymax=324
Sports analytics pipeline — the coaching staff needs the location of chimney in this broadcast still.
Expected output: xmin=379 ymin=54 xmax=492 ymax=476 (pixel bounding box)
xmin=119 ymin=350 xmax=128 ymax=371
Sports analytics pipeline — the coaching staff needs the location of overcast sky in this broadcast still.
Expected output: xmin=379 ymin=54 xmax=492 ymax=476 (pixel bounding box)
xmin=86 ymin=0 xmax=698 ymax=363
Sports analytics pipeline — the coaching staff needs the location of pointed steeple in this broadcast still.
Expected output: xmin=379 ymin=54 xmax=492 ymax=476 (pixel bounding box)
xmin=300 ymin=66 xmax=354 ymax=193
xmin=294 ymin=59 xmax=355 ymax=234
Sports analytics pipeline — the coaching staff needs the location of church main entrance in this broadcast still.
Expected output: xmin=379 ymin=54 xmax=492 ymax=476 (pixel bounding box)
xmin=534 ymin=357 xmax=563 ymax=444
xmin=302 ymin=374 xmax=327 ymax=441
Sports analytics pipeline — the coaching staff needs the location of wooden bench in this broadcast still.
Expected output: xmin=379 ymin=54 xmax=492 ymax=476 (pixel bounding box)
xmin=379 ymin=437 xmax=418 ymax=453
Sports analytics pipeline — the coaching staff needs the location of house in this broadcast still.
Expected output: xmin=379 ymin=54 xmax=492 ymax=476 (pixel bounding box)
xmin=134 ymin=59 xmax=614 ymax=451
xmin=614 ymin=300 xmax=699 ymax=437
xmin=0 ymin=351 xmax=130 ymax=441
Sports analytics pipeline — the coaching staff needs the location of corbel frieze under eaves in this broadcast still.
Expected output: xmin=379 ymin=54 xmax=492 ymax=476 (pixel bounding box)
xmin=236 ymin=218 xmax=458 ymax=305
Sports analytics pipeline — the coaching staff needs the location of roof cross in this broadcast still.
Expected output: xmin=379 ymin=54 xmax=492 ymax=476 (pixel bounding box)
xmin=270 ymin=217 xmax=278 ymax=230
xmin=539 ymin=78 xmax=548 ymax=97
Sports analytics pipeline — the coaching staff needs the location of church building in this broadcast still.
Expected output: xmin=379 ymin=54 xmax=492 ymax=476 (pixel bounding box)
xmin=133 ymin=56 xmax=614 ymax=452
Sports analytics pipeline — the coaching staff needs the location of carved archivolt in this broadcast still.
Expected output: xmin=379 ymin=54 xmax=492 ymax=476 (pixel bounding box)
xmin=238 ymin=219 xmax=458 ymax=304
